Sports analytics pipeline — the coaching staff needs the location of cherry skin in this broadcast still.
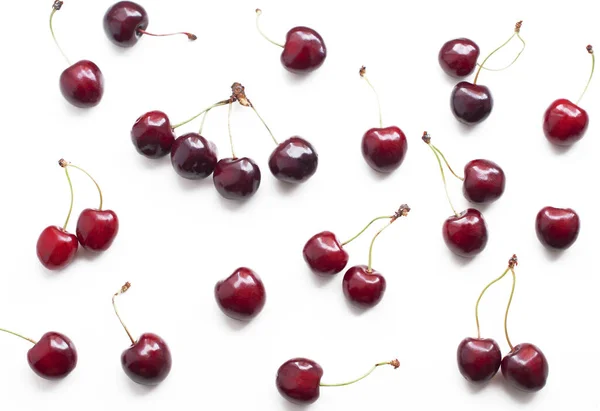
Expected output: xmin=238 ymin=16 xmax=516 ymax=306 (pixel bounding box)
xmin=281 ymin=27 xmax=327 ymax=74
xmin=27 ymin=332 xmax=78 ymax=380
xmin=450 ymin=82 xmax=493 ymax=125
xmin=103 ymin=1 xmax=148 ymax=47
xmin=76 ymin=209 xmax=119 ymax=252
xmin=215 ymin=267 xmax=266 ymax=321
xmin=342 ymin=265 xmax=386 ymax=308
xmin=131 ymin=111 xmax=176 ymax=159
xmin=276 ymin=358 xmax=323 ymax=404
xmin=457 ymin=338 xmax=502 ymax=383
xmin=439 ymin=38 xmax=480 ymax=78
xmin=362 ymin=126 xmax=408 ymax=173
xmin=463 ymin=159 xmax=506 ymax=204
xmin=268 ymin=137 xmax=318 ymax=183
xmin=302 ymin=231 xmax=349 ymax=276
xmin=36 ymin=226 xmax=78 ymax=270
xmin=170 ymin=133 xmax=218 ymax=179
xmin=59 ymin=60 xmax=104 ymax=108
xmin=443 ymin=209 xmax=488 ymax=257
xmin=501 ymin=343 xmax=549 ymax=392
xmin=121 ymin=333 xmax=172 ymax=386
xmin=213 ymin=158 xmax=261 ymax=200
xmin=535 ymin=207 xmax=580 ymax=250
xmin=542 ymin=99 xmax=589 ymax=146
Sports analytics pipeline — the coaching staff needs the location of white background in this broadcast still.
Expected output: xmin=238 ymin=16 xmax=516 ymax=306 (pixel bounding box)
xmin=0 ymin=0 xmax=597 ymax=409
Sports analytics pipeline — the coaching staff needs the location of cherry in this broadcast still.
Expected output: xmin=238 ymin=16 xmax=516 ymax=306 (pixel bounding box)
xmin=268 ymin=137 xmax=318 ymax=183
xmin=502 ymin=343 xmax=549 ymax=392
xmin=457 ymin=338 xmax=502 ymax=383
xmin=113 ymin=283 xmax=172 ymax=386
xmin=463 ymin=159 xmax=506 ymax=203
xmin=303 ymin=231 xmax=349 ymax=275
xmin=256 ymin=9 xmax=326 ymax=74
xmin=535 ymin=206 xmax=580 ymax=250
xmin=358 ymin=67 xmax=408 ymax=173
xmin=215 ymin=267 xmax=266 ymax=321
xmin=51 ymin=2 xmax=104 ymax=108
xmin=1 ymin=328 xmax=77 ymax=380
xmin=131 ymin=111 xmax=176 ymax=159
xmin=213 ymin=158 xmax=261 ymax=200
xmin=276 ymin=358 xmax=399 ymax=404
xmin=543 ymin=45 xmax=594 ymax=146
xmin=439 ymin=38 xmax=480 ymax=78
xmin=103 ymin=1 xmax=196 ymax=48
xmin=171 ymin=133 xmax=218 ymax=179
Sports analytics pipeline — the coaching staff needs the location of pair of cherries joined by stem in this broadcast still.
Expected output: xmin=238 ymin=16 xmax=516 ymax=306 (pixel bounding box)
xmin=303 ymin=204 xmax=410 ymax=308
xmin=215 ymin=268 xmax=266 ymax=321
xmin=440 ymin=21 xmax=526 ymax=125
xmin=423 ymin=132 xmax=503 ymax=257
xmin=458 ymin=255 xmax=549 ymax=392
xmin=277 ymin=358 xmax=399 ymax=404
xmin=37 ymin=160 xmax=119 ymax=270
xmin=131 ymin=82 xmax=318 ymax=200
xmin=256 ymin=9 xmax=326 ymax=74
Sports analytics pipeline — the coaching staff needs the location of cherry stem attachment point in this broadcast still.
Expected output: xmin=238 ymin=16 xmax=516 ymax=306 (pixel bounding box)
xmin=341 ymin=215 xmax=392 ymax=246
xmin=422 ymin=132 xmax=459 ymax=217
xmin=227 ymin=102 xmax=236 ymax=159
xmin=255 ymin=9 xmax=284 ymax=48
xmin=50 ymin=1 xmax=71 ymax=66
xmin=136 ymin=28 xmax=197 ymax=41
xmin=171 ymin=100 xmax=229 ymax=129
xmin=360 ymin=66 xmax=383 ymax=128
xmin=58 ymin=159 xmax=75 ymax=230
xmin=60 ymin=160 xmax=103 ymax=210
xmin=320 ymin=359 xmax=400 ymax=387
xmin=0 ymin=328 xmax=36 ymax=345
xmin=576 ymin=45 xmax=595 ymax=105
xmin=367 ymin=205 xmax=410 ymax=272
xmin=112 ymin=282 xmax=135 ymax=345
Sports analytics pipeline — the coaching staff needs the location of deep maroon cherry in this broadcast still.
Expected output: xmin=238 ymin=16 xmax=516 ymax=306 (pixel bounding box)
xmin=28 ymin=332 xmax=78 ymax=380
xmin=215 ymin=267 xmax=266 ymax=321
xmin=502 ymin=343 xmax=549 ymax=392
xmin=535 ymin=207 xmax=580 ymax=250
xmin=302 ymin=231 xmax=349 ymax=275
xmin=463 ymin=159 xmax=506 ymax=203
xmin=450 ymin=82 xmax=493 ymax=125
xmin=256 ymin=9 xmax=326 ymax=74
xmin=171 ymin=133 xmax=218 ymax=179
xmin=342 ymin=265 xmax=386 ymax=308
xmin=268 ymin=137 xmax=318 ymax=183
xmin=213 ymin=158 xmax=261 ymax=200
xmin=443 ymin=209 xmax=488 ymax=257
xmin=36 ymin=226 xmax=78 ymax=270
xmin=457 ymin=338 xmax=501 ymax=383
xmin=77 ymin=209 xmax=119 ymax=251
xmin=131 ymin=111 xmax=176 ymax=158
xmin=439 ymin=38 xmax=480 ymax=78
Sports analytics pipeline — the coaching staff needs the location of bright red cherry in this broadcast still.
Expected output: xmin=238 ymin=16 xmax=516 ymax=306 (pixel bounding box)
xmin=457 ymin=338 xmax=501 ymax=383
xmin=256 ymin=9 xmax=326 ymax=74
xmin=131 ymin=111 xmax=176 ymax=159
xmin=37 ymin=226 xmax=78 ymax=270
xmin=342 ymin=265 xmax=386 ymax=308
xmin=502 ymin=343 xmax=549 ymax=392
xmin=215 ymin=267 xmax=266 ymax=321
xmin=443 ymin=209 xmax=488 ymax=257
xmin=439 ymin=38 xmax=480 ymax=78
xmin=77 ymin=209 xmax=119 ymax=252
xmin=302 ymin=231 xmax=349 ymax=275
xmin=268 ymin=137 xmax=318 ymax=183
xmin=535 ymin=207 xmax=580 ymax=250
xmin=213 ymin=158 xmax=261 ymax=200
xmin=463 ymin=159 xmax=505 ymax=204
xmin=171 ymin=133 xmax=218 ymax=179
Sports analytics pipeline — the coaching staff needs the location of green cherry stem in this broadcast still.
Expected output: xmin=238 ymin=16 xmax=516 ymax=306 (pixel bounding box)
xmin=250 ymin=104 xmax=279 ymax=145
xmin=60 ymin=159 xmax=103 ymax=210
xmin=422 ymin=132 xmax=459 ymax=217
xmin=576 ymin=45 xmax=595 ymax=105
xmin=431 ymin=146 xmax=464 ymax=181
xmin=505 ymin=263 xmax=518 ymax=350
xmin=341 ymin=216 xmax=393 ymax=246
xmin=255 ymin=9 xmax=284 ymax=48
xmin=50 ymin=1 xmax=71 ymax=65
xmin=112 ymin=282 xmax=135 ymax=345
xmin=227 ymin=102 xmax=236 ymax=159
xmin=58 ymin=159 xmax=75 ymax=230
xmin=359 ymin=66 xmax=383 ymax=128
xmin=171 ymin=100 xmax=230 ymax=130
xmin=320 ymin=359 xmax=400 ymax=387
xmin=0 ymin=328 xmax=36 ymax=344
xmin=367 ymin=205 xmax=410 ymax=272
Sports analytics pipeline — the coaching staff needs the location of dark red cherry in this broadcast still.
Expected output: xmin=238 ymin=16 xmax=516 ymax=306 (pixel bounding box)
xmin=59 ymin=60 xmax=104 ymax=108
xmin=438 ymin=38 xmax=480 ymax=78
xmin=302 ymin=231 xmax=349 ymax=276
xmin=170 ymin=133 xmax=218 ymax=179
xmin=342 ymin=265 xmax=386 ymax=308
xmin=27 ymin=332 xmax=77 ymax=380
xmin=276 ymin=358 xmax=323 ymax=404
xmin=268 ymin=137 xmax=318 ymax=183
xmin=457 ymin=337 xmax=501 ymax=383
xmin=131 ymin=111 xmax=176 ymax=159
xmin=76 ymin=209 xmax=119 ymax=252
xmin=443 ymin=209 xmax=488 ymax=257
xmin=450 ymin=82 xmax=493 ymax=125
xmin=501 ymin=343 xmax=549 ymax=392
xmin=543 ymin=99 xmax=589 ymax=146
xmin=281 ymin=27 xmax=327 ymax=74
xmin=463 ymin=159 xmax=506 ymax=204
xmin=213 ymin=157 xmax=261 ymax=200
xmin=121 ymin=333 xmax=172 ymax=386
xmin=362 ymin=126 xmax=408 ymax=173
xmin=103 ymin=1 xmax=148 ymax=47
xmin=535 ymin=207 xmax=580 ymax=250
xmin=215 ymin=267 xmax=266 ymax=321
xmin=36 ymin=226 xmax=78 ymax=270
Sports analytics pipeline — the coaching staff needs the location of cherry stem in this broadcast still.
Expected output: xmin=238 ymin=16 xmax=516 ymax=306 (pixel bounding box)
xmin=576 ymin=45 xmax=595 ymax=105
xmin=367 ymin=205 xmax=410 ymax=272
xmin=422 ymin=132 xmax=459 ymax=217
xmin=199 ymin=109 xmax=210 ymax=135
xmin=431 ymin=146 xmax=464 ymax=181
xmin=473 ymin=21 xmax=524 ymax=85
xmin=50 ymin=1 xmax=71 ymax=66
xmin=61 ymin=163 xmax=75 ymax=230
xmin=112 ymin=282 xmax=135 ymax=345
xmin=171 ymin=100 xmax=230 ymax=129
xmin=475 ymin=267 xmax=510 ymax=339
xmin=505 ymin=268 xmax=516 ymax=351
xmin=476 ymin=33 xmax=526 ymax=72
xmin=136 ymin=28 xmax=197 ymax=41
xmin=359 ymin=66 xmax=383 ymax=128
xmin=255 ymin=9 xmax=284 ymax=48
xmin=0 ymin=328 xmax=36 ymax=345
xmin=250 ymin=105 xmax=279 ymax=146
xmin=320 ymin=359 xmax=400 ymax=387
xmin=341 ymin=216 xmax=392 ymax=246
xmin=227 ymin=102 xmax=236 ymax=159
xmin=61 ymin=160 xmax=103 ymax=210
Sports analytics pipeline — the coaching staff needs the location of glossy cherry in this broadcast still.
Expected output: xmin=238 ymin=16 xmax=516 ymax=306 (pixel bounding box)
xmin=269 ymin=137 xmax=318 ymax=183
xmin=443 ymin=209 xmax=488 ymax=257
xmin=302 ymin=231 xmax=349 ymax=275
xmin=439 ymin=38 xmax=480 ymax=78
xmin=256 ymin=9 xmax=326 ymax=74
xmin=37 ymin=226 xmax=78 ymax=270
xmin=215 ymin=267 xmax=266 ymax=321
xmin=502 ymin=343 xmax=549 ymax=392
xmin=77 ymin=209 xmax=119 ymax=251
xmin=463 ymin=159 xmax=505 ymax=203
xmin=342 ymin=265 xmax=386 ymax=308
xmin=213 ymin=158 xmax=261 ymax=200
xmin=171 ymin=133 xmax=218 ymax=179
xmin=457 ymin=338 xmax=501 ymax=383
xmin=131 ymin=111 xmax=176 ymax=159
xmin=535 ymin=207 xmax=580 ymax=250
